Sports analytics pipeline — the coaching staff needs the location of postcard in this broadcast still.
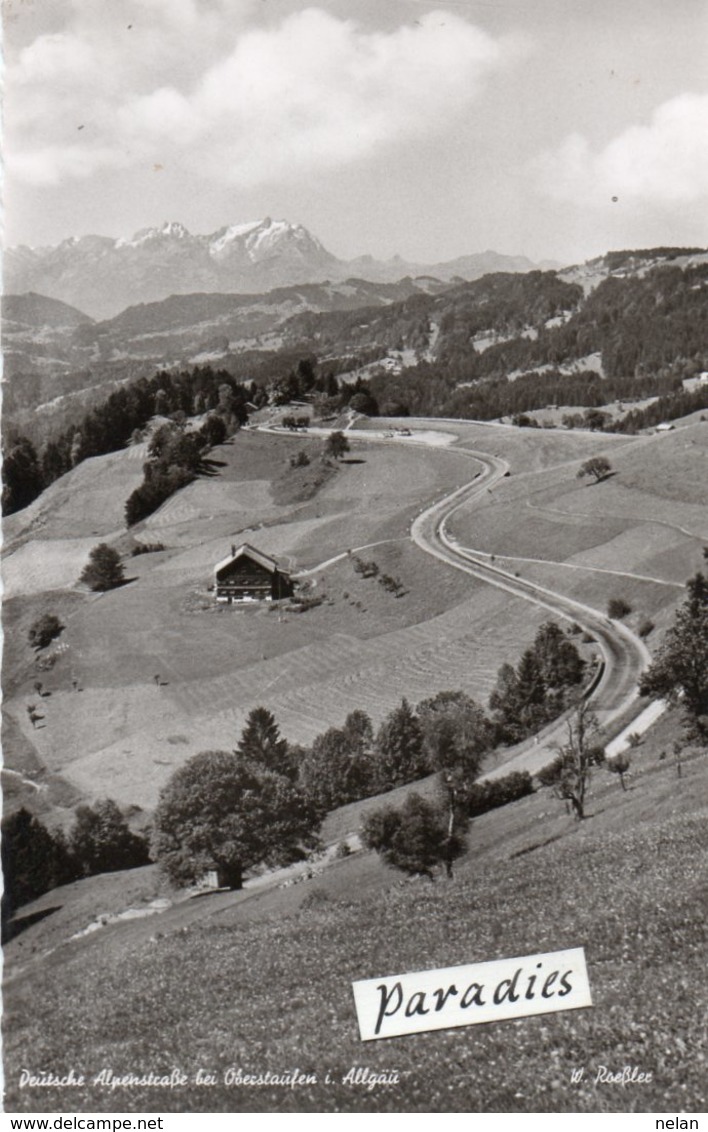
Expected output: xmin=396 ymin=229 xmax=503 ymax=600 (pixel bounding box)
xmin=2 ymin=0 xmax=707 ymax=1119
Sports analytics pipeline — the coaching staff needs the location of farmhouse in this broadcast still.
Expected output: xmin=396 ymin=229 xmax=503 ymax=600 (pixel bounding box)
xmin=213 ymin=543 xmax=293 ymax=603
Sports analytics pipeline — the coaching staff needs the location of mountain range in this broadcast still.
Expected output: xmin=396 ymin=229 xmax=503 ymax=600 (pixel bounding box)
xmin=5 ymin=217 xmax=549 ymax=319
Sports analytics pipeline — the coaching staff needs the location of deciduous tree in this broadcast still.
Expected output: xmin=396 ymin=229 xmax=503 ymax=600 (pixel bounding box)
xmin=577 ymin=456 xmax=612 ymax=483
xmin=537 ymin=701 xmax=605 ymax=820
xmin=152 ymin=750 xmax=320 ymax=888
xmin=325 ymin=431 xmax=350 ymax=461
xmin=361 ymin=793 xmax=467 ymax=880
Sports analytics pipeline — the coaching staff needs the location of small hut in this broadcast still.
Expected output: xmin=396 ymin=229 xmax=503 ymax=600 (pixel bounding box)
xmin=213 ymin=543 xmax=293 ymax=603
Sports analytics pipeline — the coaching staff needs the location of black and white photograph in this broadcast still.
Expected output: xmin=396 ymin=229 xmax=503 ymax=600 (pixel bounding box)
xmin=2 ymin=0 xmax=707 ymax=1117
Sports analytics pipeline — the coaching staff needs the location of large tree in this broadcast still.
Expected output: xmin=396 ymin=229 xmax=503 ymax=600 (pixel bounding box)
xmin=152 ymin=750 xmax=320 ymax=889
xmin=639 ymin=572 xmax=708 ymax=741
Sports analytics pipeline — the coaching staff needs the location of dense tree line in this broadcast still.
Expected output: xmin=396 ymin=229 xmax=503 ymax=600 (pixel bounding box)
xmin=282 ymin=262 xmax=708 ymax=424
xmin=124 ymin=412 xmax=230 ymax=526
xmin=489 ymin=621 xmax=586 ymax=743
xmin=2 ymin=366 xmax=251 ymax=516
xmin=6 ymin=621 xmax=587 ymax=904
xmin=640 ymin=570 xmax=708 ymax=742
xmin=1 ymin=352 xmax=382 ymax=516
xmin=282 ymin=262 xmax=708 ymax=386
xmin=2 ymin=800 xmax=149 ymax=919
xmin=290 ymin=621 xmax=584 ymax=814
xmin=609 ymin=386 xmax=708 ymax=433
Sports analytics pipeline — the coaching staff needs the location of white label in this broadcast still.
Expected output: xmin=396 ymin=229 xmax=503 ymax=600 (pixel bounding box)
xmin=352 ymin=947 xmax=592 ymax=1041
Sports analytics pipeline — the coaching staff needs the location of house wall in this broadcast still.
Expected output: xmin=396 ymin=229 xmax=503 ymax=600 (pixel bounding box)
xmin=214 ymin=553 xmax=292 ymax=602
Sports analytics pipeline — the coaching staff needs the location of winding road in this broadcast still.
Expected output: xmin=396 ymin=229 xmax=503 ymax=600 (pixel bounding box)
xmin=261 ymin=418 xmax=659 ymax=769
xmin=410 ymin=446 xmax=654 ymax=777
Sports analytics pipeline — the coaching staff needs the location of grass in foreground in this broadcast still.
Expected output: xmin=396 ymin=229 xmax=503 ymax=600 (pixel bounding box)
xmin=4 ymin=721 xmax=707 ymax=1114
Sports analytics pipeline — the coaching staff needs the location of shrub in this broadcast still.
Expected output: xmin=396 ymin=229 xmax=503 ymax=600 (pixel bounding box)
xmin=352 ymin=557 xmax=379 ymax=578
xmin=466 ymin=771 xmax=534 ymax=817
xmin=28 ymin=613 xmax=64 ymax=650
xmin=131 ymin=542 xmax=165 ymax=556
xmin=287 ymin=594 xmax=324 ymax=613
xmin=608 ymin=597 xmax=632 ymax=619
xmin=638 ymin=619 xmax=655 ymax=638
xmin=378 ymin=573 xmax=405 ymax=596
xmin=289 ymin=451 xmax=311 ymax=468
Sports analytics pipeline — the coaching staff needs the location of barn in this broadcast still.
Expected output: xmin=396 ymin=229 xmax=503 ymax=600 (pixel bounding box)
xmin=213 ymin=543 xmax=293 ymax=603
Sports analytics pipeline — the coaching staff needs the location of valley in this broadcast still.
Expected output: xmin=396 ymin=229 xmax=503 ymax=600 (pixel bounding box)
xmin=3 ymin=414 xmax=704 ymax=822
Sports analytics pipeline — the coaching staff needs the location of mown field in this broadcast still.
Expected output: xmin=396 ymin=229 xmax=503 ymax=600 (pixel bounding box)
xmin=4 ymin=417 xmax=706 ymax=816
xmin=4 ymin=423 xmax=603 ymax=814
xmin=445 ymin=420 xmax=708 ymax=638
xmin=4 ymin=709 xmax=706 ymax=1113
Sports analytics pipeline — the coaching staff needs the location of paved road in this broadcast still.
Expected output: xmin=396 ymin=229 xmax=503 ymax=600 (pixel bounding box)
xmin=410 ymin=446 xmax=653 ymax=777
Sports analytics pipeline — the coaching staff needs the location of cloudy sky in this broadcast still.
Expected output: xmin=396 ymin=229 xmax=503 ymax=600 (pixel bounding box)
xmin=4 ymin=0 xmax=708 ymax=265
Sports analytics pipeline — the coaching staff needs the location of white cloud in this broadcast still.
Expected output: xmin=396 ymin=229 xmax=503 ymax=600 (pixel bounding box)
xmin=531 ymin=92 xmax=708 ymax=208
xmin=6 ymin=6 xmax=512 ymax=187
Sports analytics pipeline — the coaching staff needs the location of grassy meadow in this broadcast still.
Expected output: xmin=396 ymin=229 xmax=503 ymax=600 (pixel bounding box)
xmin=4 ymin=709 xmax=706 ymax=1113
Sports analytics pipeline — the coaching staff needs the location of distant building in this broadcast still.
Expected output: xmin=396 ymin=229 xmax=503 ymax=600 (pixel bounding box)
xmin=655 ymin=422 xmax=675 ymax=432
xmin=213 ymin=543 xmax=293 ymax=603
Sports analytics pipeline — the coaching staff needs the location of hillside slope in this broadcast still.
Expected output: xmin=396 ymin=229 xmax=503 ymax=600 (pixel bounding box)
xmin=3 ymin=420 xmax=702 ymax=822
xmin=4 ymin=711 xmax=706 ymax=1113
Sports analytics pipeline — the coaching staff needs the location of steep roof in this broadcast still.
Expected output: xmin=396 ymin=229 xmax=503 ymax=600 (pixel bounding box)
xmin=214 ymin=543 xmax=287 ymax=578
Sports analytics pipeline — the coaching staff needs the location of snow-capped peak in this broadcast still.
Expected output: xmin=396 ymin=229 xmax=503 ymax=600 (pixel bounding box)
xmin=208 ymin=220 xmax=262 ymax=255
xmin=208 ymin=217 xmax=328 ymax=262
xmin=119 ymin=221 xmax=191 ymax=247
